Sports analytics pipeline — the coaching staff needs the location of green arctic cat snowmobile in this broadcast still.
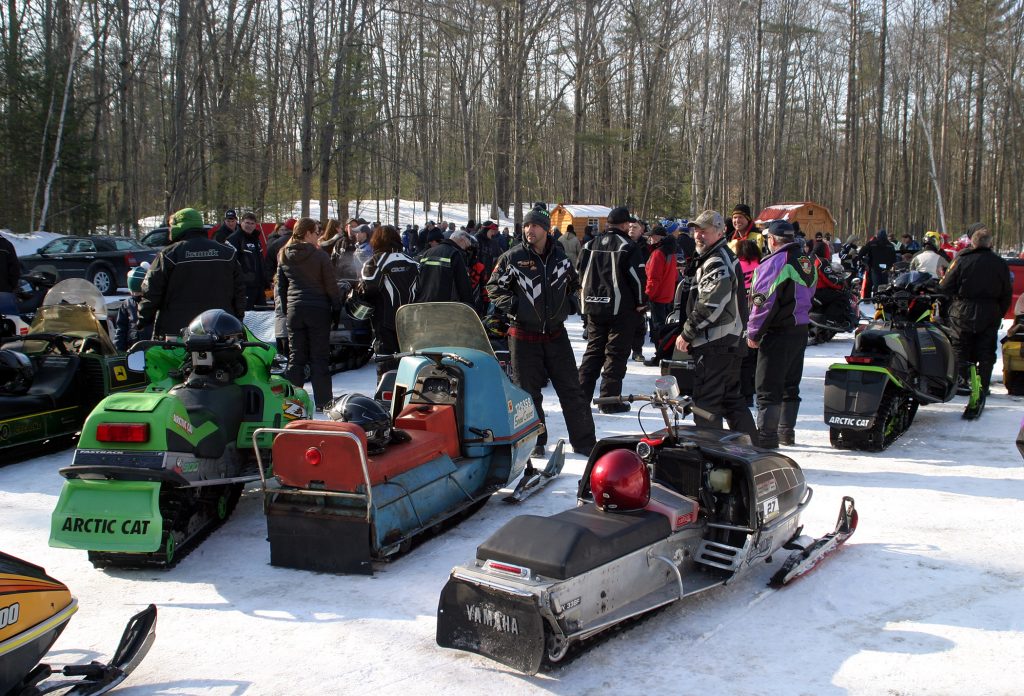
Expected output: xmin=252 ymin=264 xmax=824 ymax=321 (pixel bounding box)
xmin=49 ymin=309 xmax=312 ymax=568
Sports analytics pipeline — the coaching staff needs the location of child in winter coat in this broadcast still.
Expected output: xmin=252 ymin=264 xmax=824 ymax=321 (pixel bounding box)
xmin=113 ymin=263 xmax=153 ymax=352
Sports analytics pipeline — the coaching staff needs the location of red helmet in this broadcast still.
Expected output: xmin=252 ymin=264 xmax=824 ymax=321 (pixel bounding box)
xmin=590 ymin=449 xmax=650 ymax=512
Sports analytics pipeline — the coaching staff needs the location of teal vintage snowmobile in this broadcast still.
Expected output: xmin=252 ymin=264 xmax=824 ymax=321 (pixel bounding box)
xmin=257 ymin=302 xmax=560 ymax=575
xmin=49 ymin=309 xmax=312 ymax=568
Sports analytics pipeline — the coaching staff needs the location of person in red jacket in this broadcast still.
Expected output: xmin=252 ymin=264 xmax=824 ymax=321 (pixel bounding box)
xmin=643 ymin=225 xmax=678 ymax=366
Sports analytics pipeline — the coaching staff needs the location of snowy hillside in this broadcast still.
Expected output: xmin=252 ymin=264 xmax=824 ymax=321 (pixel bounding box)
xmin=1 ymin=229 xmax=65 ymax=256
xmin=138 ymin=200 xmax=532 ymax=232
xmin=1 ymin=318 xmax=1022 ymax=695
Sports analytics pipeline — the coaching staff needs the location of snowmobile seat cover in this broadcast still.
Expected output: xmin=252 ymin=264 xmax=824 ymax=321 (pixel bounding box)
xmin=394 ymin=404 xmax=459 ymax=459
xmin=168 ymin=383 xmax=244 ymax=458
xmin=476 ymin=504 xmax=671 ymax=580
xmin=274 ymin=420 xmax=450 ymax=492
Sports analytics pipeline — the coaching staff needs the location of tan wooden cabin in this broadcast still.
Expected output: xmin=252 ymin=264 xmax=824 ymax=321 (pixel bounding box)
xmin=754 ymin=201 xmax=836 ymax=237
xmin=549 ymin=204 xmax=612 ymax=238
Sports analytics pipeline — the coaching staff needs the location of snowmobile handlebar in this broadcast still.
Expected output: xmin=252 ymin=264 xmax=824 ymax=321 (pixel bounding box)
xmin=376 ymin=350 xmax=475 ymax=368
xmin=592 ymin=394 xmax=715 ymax=423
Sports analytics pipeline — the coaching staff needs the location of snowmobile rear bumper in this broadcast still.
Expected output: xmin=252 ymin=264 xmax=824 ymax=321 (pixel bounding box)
xmin=49 ymin=479 xmax=163 ymax=552
xmin=264 ymin=490 xmax=374 ymax=575
xmin=436 ymin=572 xmax=547 ymax=674
xmin=823 ymin=365 xmax=892 ymax=430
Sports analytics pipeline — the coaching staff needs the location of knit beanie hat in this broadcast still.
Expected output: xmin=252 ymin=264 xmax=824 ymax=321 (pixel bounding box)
xmin=523 ymin=204 xmax=551 ymax=232
xmin=169 ymin=208 xmax=204 ymax=241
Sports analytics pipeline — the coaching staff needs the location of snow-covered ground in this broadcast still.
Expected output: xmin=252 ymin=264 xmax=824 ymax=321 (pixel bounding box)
xmin=1 ymin=319 xmax=1022 ymax=695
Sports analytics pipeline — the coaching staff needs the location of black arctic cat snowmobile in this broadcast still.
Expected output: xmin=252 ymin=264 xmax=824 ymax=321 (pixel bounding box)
xmin=824 ymin=271 xmax=956 ymax=450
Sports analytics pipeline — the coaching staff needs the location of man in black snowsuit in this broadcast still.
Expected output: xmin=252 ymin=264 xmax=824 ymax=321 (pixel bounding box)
xmin=858 ymin=229 xmax=898 ymax=297
xmin=939 ymin=223 xmax=1013 ymax=396
xmin=357 ymin=232 xmax=419 ymax=378
xmin=139 ymin=208 xmax=246 ymax=338
xmin=416 ymin=231 xmax=474 ymax=305
xmin=227 ymin=212 xmax=267 ymax=309
xmin=577 ymin=205 xmax=647 ymax=412
xmin=487 ymin=206 xmax=596 ymax=456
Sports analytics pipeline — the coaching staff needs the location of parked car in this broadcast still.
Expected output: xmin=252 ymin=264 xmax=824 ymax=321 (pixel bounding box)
xmin=140 ymin=223 xmax=269 ymax=256
xmin=19 ymin=235 xmax=158 ymax=295
xmin=140 ymin=224 xmax=215 ymax=248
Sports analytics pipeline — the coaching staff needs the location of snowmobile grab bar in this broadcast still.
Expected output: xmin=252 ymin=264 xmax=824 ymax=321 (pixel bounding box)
xmin=250 ymin=427 xmax=373 ymax=523
xmin=648 ymin=552 xmax=684 ymax=599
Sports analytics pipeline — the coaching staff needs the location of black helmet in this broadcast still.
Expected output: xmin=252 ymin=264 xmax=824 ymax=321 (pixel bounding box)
xmin=0 ymin=349 xmax=34 ymax=395
xmin=327 ymin=393 xmax=391 ymax=453
xmin=183 ymin=309 xmax=245 ymax=346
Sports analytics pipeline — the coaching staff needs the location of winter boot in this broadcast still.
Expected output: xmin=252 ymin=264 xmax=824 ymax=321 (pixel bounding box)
xmin=778 ymin=401 xmax=800 ymax=446
xmin=757 ymin=403 xmax=781 ymax=449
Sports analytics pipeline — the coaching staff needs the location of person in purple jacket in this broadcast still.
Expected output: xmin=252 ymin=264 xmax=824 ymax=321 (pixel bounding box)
xmin=746 ymin=220 xmax=817 ymax=448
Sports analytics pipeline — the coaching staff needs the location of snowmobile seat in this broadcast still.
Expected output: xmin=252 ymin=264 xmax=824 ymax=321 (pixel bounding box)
xmin=0 ymin=393 xmax=54 ymax=420
xmin=168 ymin=383 xmax=244 ymax=458
xmin=394 ymin=404 xmax=460 ymax=459
xmin=273 ymin=420 xmax=450 ymax=492
xmin=476 ymin=504 xmax=672 ymax=580
xmin=25 ymin=354 xmax=79 ymax=404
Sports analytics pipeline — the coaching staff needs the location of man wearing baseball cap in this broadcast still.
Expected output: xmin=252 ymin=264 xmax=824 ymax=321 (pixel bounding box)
xmin=746 ymin=219 xmax=817 ymax=448
xmin=674 ymin=211 xmax=757 ymax=441
xmin=213 ymin=208 xmax=239 ymax=244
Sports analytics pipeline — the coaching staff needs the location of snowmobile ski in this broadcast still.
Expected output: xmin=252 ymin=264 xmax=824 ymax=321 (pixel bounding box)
xmin=504 ymin=439 xmax=565 ymax=504
xmin=770 ymin=496 xmax=857 ymax=587
xmin=15 ymin=604 xmax=157 ymax=696
xmin=962 ymin=366 xmax=985 ymax=420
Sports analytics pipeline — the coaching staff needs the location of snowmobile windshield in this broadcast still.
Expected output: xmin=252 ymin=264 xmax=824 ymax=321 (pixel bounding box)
xmin=27 ymin=303 xmax=116 ymax=355
xmin=396 ymin=302 xmax=495 ymax=356
xmin=42 ymin=278 xmax=108 ymax=319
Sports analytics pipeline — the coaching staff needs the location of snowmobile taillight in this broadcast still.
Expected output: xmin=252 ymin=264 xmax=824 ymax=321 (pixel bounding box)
xmin=96 ymin=423 xmax=150 ymax=443
xmin=845 ymin=356 xmax=874 ymax=365
xmin=304 ymin=447 xmax=323 ymax=466
xmin=271 ymin=385 xmax=284 ymax=394
xmin=382 ymin=391 xmax=393 ymax=402
xmin=483 ymin=560 xmax=530 ymax=579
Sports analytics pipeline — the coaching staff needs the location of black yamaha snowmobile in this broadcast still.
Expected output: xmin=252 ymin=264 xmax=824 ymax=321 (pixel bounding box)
xmin=437 ymin=376 xmax=857 ymax=674
xmin=0 ymin=551 xmax=156 ymax=695
xmin=824 ymin=271 xmax=956 ymax=450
